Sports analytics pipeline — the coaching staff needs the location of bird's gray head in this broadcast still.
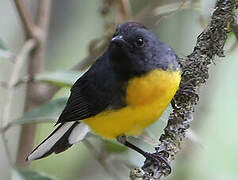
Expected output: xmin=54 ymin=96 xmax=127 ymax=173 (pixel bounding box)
xmin=108 ymin=22 xmax=179 ymax=78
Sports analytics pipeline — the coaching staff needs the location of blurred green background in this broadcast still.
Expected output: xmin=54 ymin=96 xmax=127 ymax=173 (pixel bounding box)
xmin=0 ymin=0 xmax=238 ymax=180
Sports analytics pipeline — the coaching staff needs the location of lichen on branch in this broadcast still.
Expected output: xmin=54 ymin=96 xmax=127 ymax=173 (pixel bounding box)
xmin=130 ymin=0 xmax=237 ymax=179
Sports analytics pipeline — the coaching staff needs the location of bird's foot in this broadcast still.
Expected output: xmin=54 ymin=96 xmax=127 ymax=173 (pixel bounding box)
xmin=143 ymin=151 xmax=171 ymax=177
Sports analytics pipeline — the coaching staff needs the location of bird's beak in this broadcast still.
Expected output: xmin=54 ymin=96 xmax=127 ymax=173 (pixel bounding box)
xmin=111 ymin=35 xmax=131 ymax=48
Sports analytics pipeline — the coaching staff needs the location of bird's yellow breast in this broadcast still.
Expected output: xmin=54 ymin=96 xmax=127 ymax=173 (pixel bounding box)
xmin=83 ymin=69 xmax=181 ymax=139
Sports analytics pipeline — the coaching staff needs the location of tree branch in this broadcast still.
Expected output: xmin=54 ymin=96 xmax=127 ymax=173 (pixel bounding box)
xmin=0 ymin=39 xmax=36 ymax=167
xmin=82 ymin=140 xmax=121 ymax=179
xmin=116 ymin=0 xmax=131 ymax=23
xmin=130 ymin=0 xmax=237 ymax=179
xmin=15 ymin=0 xmax=52 ymax=167
xmin=13 ymin=0 xmax=39 ymax=39
xmin=2 ymin=39 xmax=36 ymax=128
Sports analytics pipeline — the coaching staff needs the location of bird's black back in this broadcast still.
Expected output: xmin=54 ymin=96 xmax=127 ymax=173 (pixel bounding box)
xmin=57 ymin=52 xmax=126 ymax=124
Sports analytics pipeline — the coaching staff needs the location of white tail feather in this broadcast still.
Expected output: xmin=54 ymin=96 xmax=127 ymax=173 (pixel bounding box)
xmin=27 ymin=122 xmax=90 ymax=161
xmin=68 ymin=123 xmax=90 ymax=144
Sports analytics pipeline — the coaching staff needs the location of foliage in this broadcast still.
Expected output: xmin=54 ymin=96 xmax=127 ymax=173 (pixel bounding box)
xmin=0 ymin=38 xmax=7 ymax=50
xmin=35 ymin=71 xmax=84 ymax=87
xmin=103 ymin=140 xmax=128 ymax=153
xmin=11 ymin=98 xmax=67 ymax=125
xmin=0 ymin=38 xmax=13 ymax=59
xmin=17 ymin=168 xmax=55 ymax=180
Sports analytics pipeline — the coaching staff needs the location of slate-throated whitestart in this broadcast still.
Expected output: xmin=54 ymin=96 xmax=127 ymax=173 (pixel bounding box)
xmin=27 ymin=22 xmax=181 ymax=169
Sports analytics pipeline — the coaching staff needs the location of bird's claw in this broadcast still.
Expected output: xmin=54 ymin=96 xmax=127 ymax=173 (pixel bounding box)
xmin=143 ymin=152 xmax=171 ymax=176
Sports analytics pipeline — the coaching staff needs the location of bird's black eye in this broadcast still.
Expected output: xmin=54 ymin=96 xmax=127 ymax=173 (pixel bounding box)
xmin=135 ymin=38 xmax=144 ymax=47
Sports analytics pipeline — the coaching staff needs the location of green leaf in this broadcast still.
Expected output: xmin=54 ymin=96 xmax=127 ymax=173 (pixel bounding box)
xmin=103 ymin=140 xmax=127 ymax=153
xmin=227 ymin=32 xmax=234 ymax=40
xmin=11 ymin=98 xmax=67 ymax=125
xmin=0 ymin=38 xmax=7 ymax=50
xmin=17 ymin=168 xmax=54 ymax=180
xmin=0 ymin=38 xmax=13 ymax=59
xmin=35 ymin=71 xmax=84 ymax=87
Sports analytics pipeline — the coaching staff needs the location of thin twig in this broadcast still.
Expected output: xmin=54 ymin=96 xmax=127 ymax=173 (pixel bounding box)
xmin=13 ymin=76 xmax=34 ymax=87
xmin=116 ymin=0 xmax=131 ymax=23
xmin=16 ymin=0 xmax=52 ymax=167
xmin=155 ymin=0 xmax=190 ymax=25
xmin=2 ymin=39 xmax=36 ymax=128
xmin=0 ymin=39 xmax=36 ymax=169
xmin=1 ymin=134 xmax=14 ymax=167
xmin=153 ymin=0 xmax=200 ymax=17
xmin=134 ymin=0 xmax=200 ymax=24
xmin=33 ymin=0 xmax=52 ymax=68
xmin=82 ymin=140 xmax=111 ymax=174
xmin=13 ymin=0 xmax=39 ymax=39
xmin=83 ymin=139 xmax=122 ymax=180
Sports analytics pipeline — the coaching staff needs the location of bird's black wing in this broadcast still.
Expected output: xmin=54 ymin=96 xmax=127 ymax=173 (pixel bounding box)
xmin=56 ymin=52 xmax=125 ymax=124
xmin=27 ymin=52 xmax=126 ymax=160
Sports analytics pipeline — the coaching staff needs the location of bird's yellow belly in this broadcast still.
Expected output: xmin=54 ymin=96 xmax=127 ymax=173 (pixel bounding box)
xmin=83 ymin=69 xmax=181 ymax=139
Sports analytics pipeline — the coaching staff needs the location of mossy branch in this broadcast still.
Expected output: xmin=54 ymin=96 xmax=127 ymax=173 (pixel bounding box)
xmin=130 ymin=0 xmax=237 ymax=179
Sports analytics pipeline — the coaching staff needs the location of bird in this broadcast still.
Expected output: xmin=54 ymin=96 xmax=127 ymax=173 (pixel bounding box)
xmin=27 ymin=22 xmax=181 ymax=167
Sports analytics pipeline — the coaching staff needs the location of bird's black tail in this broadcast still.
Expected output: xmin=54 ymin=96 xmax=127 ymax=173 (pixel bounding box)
xmin=26 ymin=122 xmax=90 ymax=161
